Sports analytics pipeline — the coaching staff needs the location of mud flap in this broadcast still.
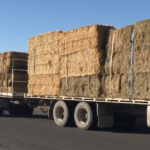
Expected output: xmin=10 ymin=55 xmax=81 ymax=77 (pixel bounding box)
xmin=97 ymin=103 xmax=113 ymax=128
xmin=147 ymin=106 xmax=150 ymax=127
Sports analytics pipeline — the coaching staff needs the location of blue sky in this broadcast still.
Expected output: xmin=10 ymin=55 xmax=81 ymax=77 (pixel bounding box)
xmin=0 ymin=0 xmax=149 ymax=52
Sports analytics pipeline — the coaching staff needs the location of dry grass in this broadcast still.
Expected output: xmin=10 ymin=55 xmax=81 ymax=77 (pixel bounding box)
xmin=28 ymin=25 xmax=113 ymax=96
xmin=27 ymin=19 xmax=150 ymax=99
xmin=0 ymin=51 xmax=28 ymax=93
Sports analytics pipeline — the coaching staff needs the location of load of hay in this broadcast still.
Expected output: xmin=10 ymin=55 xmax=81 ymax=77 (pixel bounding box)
xmin=27 ymin=19 xmax=150 ymax=100
xmin=0 ymin=51 xmax=28 ymax=93
xmin=103 ymin=25 xmax=133 ymax=98
xmin=28 ymin=25 xmax=113 ymax=96
xmin=104 ymin=19 xmax=150 ymax=100
xmin=132 ymin=19 xmax=150 ymax=99
xmin=28 ymin=31 xmax=64 ymax=95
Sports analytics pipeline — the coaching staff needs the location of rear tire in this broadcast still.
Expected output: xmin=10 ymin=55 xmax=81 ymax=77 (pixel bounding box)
xmin=74 ymin=102 xmax=93 ymax=130
xmin=53 ymin=101 xmax=69 ymax=127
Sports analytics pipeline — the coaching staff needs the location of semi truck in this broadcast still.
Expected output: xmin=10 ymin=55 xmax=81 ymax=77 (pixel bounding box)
xmin=1 ymin=19 xmax=150 ymax=130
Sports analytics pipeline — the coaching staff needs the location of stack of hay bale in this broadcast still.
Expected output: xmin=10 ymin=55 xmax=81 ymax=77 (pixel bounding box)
xmin=27 ymin=19 xmax=150 ymax=100
xmin=28 ymin=31 xmax=64 ymax=95
xmin=103 ymin=25 xmax=133 ymax=98
xmin=132 ymin=19 xmax=150 ymax=99
xmin=60 ymin=25 xmax=114 ymax=97
xmin=0 ymin=51 xmax=28 ymax=93
xmin=104 ymin=19 xmax=150 ymax=100
xmin=28 ymin=25 xmax=113 ymax=96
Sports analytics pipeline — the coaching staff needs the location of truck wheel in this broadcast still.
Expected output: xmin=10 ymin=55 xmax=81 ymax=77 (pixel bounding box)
xmin=0 ymin=108 xmax=4 ymax=117
xmin=48 ymin=101 xmax=55 ymax=120
xmin=53 ymin=101 xmax=69 ymax=127
xmin=74 ymin=102 xmax=93 ymax=130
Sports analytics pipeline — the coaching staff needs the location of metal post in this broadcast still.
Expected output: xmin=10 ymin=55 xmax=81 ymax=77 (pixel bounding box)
xmin=12 ymin=59 xmax=14 ymax=93
xmin=130 ymin=29 xmax=134 ymax=100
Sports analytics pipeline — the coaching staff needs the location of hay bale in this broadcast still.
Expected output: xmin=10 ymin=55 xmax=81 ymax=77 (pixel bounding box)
xmin=132 ymin=19 xmax=150 ymax=99
xmin=132 ymin=73 xmax=147 ymax=99
xmin=104 ymin=25 xmax=133 ymax=75
xmin=28 ymin=30 xmax=63 ymax=95
xmin=102 ymin=74 xmax=121 ymax=98
xmin=28 ymin=74 xmax=60 ymax=96
xmin=0 ymin=51 xmax=28 ymax=93
xmin=120 ymin=74 xmax=130 ymax=99
xmin=133 ymin=19 xmax=150 ymax=74
xmin=60 ymin=75 xmax=101 ymax=97
xmin=59 ymin=25 xmax=113 ymax=97
xmin=28 ymin=20 xmax=150 ymax=99
xmin=28 ymin=25 xmax=113 ymax=96
xmin=100 ymin=25 xmax=133 ymax=99
xmin=134 ymin=19 xmax=150 ymax=47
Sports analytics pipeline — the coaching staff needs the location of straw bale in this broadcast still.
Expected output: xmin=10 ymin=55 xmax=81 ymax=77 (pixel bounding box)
xmin=134 ymin=19 xmax=150 ymax=46
xmin=104 ymin=49 xmax=131 ymax=75
xmin=28 ymin=74 xmax=60 ymax=95
xmin=60 ymin=24 xmax=113 ymax=56
xmin=0 ymin=74 xmax=5 ymax=80
xmin=1 ymin=51 xmax=27 ymax=59
xmin=28 ymin=25 xmax=114 ymax=96
xmin=0 ymin=80 xmax=3 ymax=86
xmin=28 ymin=63 xmax=59 ymax=75
xmin=100 ymin=73 xmax=130 ymax=99
xmin=133 ymin=19 xmax=150 ymax=74
xmin=60 ymin=47 xmax=102 ymax=78
xmin=106 ymin=25 xmax=133 ymax=54
xmin=120 ymin=74 xmax=130 ymax=98
xmin=132 ymin=73 xmax=148 ymax=99
xmin=104 ymin=25 xmax=133 ymax=74
xmin=133 ymin=45 xmax=150 ymax=73
xmin=60 ymin=74 xmax=122 ymax=98
xmin=131 ymin=19 xmax=150 ymax=99
xmin=102 ymin=74 xmax=121 ymax=98
xmin=28 ymin=31 xmax=64 ymax=56
xmin=0 ymin=51 xmax=28 ymax=94
xmin=102 ymin=25 xmax=133 ymax=99
xmin=60 ymin=75 xmax=101 ymax=97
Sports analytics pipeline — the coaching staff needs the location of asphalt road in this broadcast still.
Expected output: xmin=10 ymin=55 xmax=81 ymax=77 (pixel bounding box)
xmin=0 ymin=108 xmax=150 ymax=150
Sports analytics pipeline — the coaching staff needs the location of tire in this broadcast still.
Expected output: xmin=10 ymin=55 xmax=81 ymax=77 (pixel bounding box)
xmin=53 ymin=101 xmax=69 ymax=127
xmin=0 ymin=108 xmax=4 ymax=117
xmin=48 ymin=101 xmax=55 ymax=120
xmin=74 ymin=102 xmax=93 ymax=130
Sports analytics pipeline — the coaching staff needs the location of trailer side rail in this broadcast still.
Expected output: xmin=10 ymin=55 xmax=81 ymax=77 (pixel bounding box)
xmin=0 ymin=92 xmax=25 ymax=98
xmin=12 ymin=58 xmax=28 ymax=93
xmin=0 ymin=59 xmax=27 ymax=98
xmin=24 ymin=94 xmax=150 ymax=106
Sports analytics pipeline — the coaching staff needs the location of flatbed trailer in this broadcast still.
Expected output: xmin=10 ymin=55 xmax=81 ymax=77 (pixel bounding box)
xmin=1 ymin=20 xmax=150 ymax=130
xmin=24 ymin=93 xmax=150 ymax=130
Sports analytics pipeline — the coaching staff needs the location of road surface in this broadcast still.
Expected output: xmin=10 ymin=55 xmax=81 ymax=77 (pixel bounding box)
xmin=0 ymin=108 xmax=150 ymax=150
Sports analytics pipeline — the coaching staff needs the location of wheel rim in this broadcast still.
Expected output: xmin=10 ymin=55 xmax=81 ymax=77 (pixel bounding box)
xmin=56 ymin=106 xmax=64 ymax=121
xmin=77 ymin=108 xmax=88 ymax=124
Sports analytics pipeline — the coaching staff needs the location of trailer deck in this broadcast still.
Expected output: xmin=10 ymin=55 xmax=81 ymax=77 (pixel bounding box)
xmin=24 ymin=94 xmax=150 ymax=105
